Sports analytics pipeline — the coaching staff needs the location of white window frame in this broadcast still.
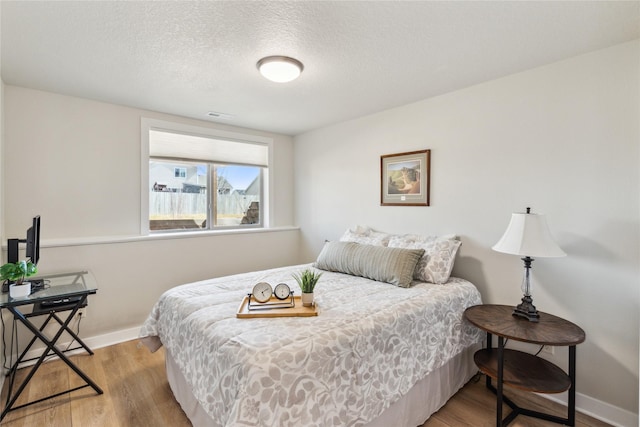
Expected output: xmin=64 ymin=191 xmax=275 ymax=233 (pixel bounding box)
xmin=141 ymin=118 xmax=273 ymax=235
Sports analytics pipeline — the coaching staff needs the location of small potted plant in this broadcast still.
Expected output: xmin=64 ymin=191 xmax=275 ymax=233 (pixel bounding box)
xmin=292 ymin=268 xmax=322 ymax=307
xmin=1 ymin=260 xmax=37 ymax=298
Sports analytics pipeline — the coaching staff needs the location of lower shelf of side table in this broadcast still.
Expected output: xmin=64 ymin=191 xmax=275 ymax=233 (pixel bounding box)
xmin=474 ymin=349 xmax=571 ymax=394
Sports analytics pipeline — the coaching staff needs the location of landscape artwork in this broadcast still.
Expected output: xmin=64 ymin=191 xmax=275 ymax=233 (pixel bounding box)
xmin=380 ymin=149 xmax=430 ymax=206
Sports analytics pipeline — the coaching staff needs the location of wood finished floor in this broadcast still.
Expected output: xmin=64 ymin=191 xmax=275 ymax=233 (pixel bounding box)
xmin=0 ymin=340 xmax=612 ymax=427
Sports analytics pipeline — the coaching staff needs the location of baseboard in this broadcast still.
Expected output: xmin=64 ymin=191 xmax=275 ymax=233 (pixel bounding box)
xmin=69 ymin=325 xmax=142 ymax=352
xmin=2 ymin=324 xmax=636 ymax=427
xmin=539 ymin=391 xmax=638 ymax=427
xmin=16 ymin=325 xmax=142 ymax=364
xmin=2 ymin=325 xmax=141 ymax=375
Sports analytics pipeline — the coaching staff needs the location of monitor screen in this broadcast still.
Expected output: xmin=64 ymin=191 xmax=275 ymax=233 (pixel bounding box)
xmin=25 ymin=215 xmax=40 ymax=265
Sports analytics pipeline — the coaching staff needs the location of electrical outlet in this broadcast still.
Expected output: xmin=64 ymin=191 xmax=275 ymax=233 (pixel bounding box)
xmin=541 ymin=345 xmax=554 ymax=356
xmin=77 ymin=307 xmax=87 ymax=319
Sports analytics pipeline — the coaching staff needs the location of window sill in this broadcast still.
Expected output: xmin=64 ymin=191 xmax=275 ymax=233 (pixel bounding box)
xmin=34 ymin=226 xmax=300 ymax=249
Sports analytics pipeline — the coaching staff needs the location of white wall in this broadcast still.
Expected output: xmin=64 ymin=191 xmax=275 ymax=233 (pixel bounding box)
xmin=2 ymin=87 xmax=300 ymax=338
xmin=0 ymin=15 xmax=9 ymax=388
xmin=4 ymin=86 xmax=295 ymax=237
xmin=0 ymin=98 xmax=3 ymax=259
xmin=294 ymin=40 xmax=639 ymax=421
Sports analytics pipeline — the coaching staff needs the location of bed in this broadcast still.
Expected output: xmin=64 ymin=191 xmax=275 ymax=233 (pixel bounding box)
xmin=140 ymin=234 xmax=483 ymax=427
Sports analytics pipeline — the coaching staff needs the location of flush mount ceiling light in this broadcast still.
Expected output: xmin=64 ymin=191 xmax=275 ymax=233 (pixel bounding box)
xmin=257 ymin=56 xmax=304 ymax=83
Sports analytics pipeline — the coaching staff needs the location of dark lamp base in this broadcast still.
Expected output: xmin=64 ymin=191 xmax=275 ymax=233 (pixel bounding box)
xmin=512 ymin=295 xmax=540 ymax=322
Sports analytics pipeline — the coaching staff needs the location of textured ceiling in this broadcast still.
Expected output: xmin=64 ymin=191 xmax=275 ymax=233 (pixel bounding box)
xmin=2 ymin=1 xmax=639 ymax=136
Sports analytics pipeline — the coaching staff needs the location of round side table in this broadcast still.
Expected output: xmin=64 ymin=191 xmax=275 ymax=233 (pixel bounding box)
xmin=464 ymin=304 xmax=585 ymax=427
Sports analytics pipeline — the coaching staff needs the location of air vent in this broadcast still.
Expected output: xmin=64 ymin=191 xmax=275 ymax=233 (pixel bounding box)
xmin=207 ymin=111 xmax=234 ymax=120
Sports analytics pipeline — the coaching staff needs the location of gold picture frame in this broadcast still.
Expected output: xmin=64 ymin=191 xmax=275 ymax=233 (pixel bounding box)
xmin=380 ymin=149 xmax=430 ymax=206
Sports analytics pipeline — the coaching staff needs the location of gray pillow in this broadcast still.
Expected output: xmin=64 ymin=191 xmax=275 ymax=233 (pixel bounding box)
xmin=314 ymin=241 xmax=425 ymax=288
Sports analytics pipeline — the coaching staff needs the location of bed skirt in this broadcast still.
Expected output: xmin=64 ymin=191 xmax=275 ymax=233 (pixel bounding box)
xmin=164 ymin=343 xmax=480 ymax=427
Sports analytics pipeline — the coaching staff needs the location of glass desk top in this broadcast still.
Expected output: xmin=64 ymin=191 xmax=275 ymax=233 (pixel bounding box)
xmin=0 ymin=271 xmax=97 ymax=308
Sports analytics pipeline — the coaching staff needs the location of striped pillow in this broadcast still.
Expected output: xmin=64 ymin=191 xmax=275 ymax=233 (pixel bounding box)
xmin=314 ymin=241 xmax=425 ymax=288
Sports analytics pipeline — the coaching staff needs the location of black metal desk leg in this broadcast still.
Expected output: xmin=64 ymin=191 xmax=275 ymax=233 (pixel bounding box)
xmin=48 ymin=296 xmax=94 ymax=356
xmin=497 ymin=336 xmax=504 ymax=427
xmin=14 ymin=304 xmax=102 ymax=394
xmin=486 ymin=332 xmax=493 ymax=389
xmin=13 ymin=313 xmax=56 ymax=366
xmin=568 ymin=345 xmax=577 ymax=426
xmin=2 ymin=314 xmax=56 ymax=413
xmin=1 ymin=303 xmax=103 ymax=422
xmin=2 ymin=309 xmax=67 ymax=419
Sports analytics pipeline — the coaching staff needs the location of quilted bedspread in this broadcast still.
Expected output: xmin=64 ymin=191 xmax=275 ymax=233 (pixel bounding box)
xmin=139 ymin=264 xmax=483 ymax=427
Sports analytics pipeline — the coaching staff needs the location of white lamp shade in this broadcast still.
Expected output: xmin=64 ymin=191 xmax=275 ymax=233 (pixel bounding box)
xmin=492 ymin=211 xmax=566 ymax=258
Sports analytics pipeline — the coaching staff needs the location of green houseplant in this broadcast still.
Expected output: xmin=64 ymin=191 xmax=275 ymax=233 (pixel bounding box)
xmin=1 ymin=260 xmax=37 ymax=298
xmin=292 ymin=269 xmax=322 ymax=307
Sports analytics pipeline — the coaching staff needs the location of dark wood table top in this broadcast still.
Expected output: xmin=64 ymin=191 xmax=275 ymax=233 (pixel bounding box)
xmin=464 ymin=304 xmax=585 ymax=346
xmin=474 ymin=348 xmax=572 ymax=393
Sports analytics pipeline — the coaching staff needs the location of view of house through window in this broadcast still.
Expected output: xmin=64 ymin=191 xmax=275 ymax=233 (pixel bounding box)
xmin=214 ymin=165 xmax=261 ymax=227
xmin=150 ymin=160 xmax=208 ymax=231
xmin=148 ymin=127 xmax=266 ymax=232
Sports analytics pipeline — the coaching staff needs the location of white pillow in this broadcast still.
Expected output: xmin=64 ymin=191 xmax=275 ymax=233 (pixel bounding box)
xmin=340 ymin=225 xmax=391 ymax=246
xmin=387 ymin=234 xmax=461 ymax=284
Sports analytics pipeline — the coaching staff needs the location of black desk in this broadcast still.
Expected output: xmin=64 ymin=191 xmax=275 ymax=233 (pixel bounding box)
xmin=0 ymin=271 xmax=103 ymax=421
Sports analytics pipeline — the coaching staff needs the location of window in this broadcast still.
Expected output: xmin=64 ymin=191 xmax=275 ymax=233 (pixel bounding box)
xmin=143 ymin=120 xmax=270 ymax=233
xmin=214 ymin=165 xmax=261 ymax=226
xmin=174 ymin=167 xmax=187 ymax=178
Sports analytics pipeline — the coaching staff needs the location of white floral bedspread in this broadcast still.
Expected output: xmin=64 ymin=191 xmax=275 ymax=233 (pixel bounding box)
xmin=139 ymin=264 xmax=482 ymax=427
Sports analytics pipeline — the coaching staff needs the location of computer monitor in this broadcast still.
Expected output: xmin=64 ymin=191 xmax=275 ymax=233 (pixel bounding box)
xmin=26 ymin=215 xmax=41 ymax=265
xmin=7 ymin=215 xmax=41 ymax=265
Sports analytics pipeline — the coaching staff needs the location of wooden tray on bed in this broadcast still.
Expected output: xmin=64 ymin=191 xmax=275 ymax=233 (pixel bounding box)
xmin=236 ymin=295 xmax=318 ymax=318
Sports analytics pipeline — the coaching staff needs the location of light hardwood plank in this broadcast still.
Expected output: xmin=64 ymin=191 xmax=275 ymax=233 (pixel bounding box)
xmin=1 ymin=355 xmax=72 ymax=426
xmin=69 ymin=351 xmax=113 ymax=427
xmin=422 ymin=376 xmax=613 ymax=427
xmin=1 ymin=340 xmax=189 ymax=427
xmin=1 ymin=340 xmax=612 ymax=427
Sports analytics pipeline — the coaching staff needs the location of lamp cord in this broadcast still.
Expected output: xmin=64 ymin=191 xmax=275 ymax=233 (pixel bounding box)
xmin=1 ymin=312 xmax=7 ymax=372
xmin=43 ymin=312 xmax=82 ymax=363
xmin=502 ymin=339 xmax=546 ymax=357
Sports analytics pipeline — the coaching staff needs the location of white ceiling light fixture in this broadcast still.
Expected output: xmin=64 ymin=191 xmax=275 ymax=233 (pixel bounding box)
xmin=257 ymin=56 xmax=304 ymax=83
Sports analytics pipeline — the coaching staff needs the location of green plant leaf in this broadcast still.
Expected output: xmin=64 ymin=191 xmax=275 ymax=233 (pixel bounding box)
xmin=292 ymin=269 xmax=323 ymax=293
xmin=0 ymin=260 xmax=37 ymax=284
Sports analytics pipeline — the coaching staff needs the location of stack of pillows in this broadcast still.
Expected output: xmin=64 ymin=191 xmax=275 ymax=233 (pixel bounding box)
xmin=314 ymin=225 xmax=461 ymax=288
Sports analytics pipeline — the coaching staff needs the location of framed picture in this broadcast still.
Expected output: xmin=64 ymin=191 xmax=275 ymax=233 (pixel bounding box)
xmin=380 ymin=149 xmax=430 ymax=206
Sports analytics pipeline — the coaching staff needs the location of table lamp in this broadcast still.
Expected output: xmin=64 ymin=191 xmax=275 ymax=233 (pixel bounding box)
xmin=492 ymin=207 xmax=566 ymax=321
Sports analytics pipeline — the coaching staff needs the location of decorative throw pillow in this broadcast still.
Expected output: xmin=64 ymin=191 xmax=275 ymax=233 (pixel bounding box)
xmin=314 ymin=241 xmax=424 ymax=287
xmin=387 ymin=234 xmax=461 ymax=284
xmin=339 ymin=225 xmax=391 ymax=247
